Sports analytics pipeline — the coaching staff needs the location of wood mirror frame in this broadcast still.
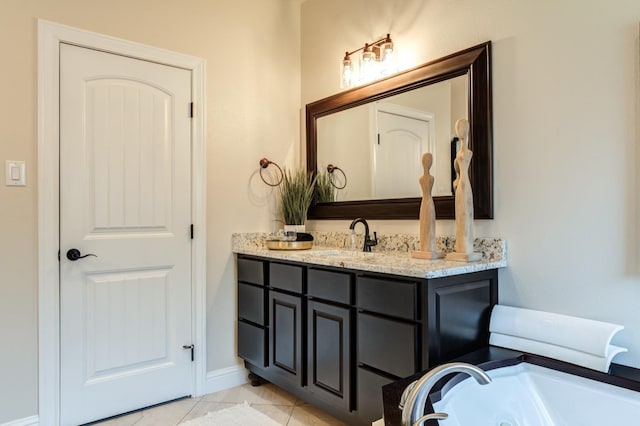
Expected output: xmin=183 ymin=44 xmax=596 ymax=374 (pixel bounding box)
xmin=306 ymin=41 xmax=493 ymax=220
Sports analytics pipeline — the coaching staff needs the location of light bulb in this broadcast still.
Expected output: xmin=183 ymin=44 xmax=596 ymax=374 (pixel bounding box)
xmin=341 ymin=52 xmax=353 ymax=88
xmin=360 ymin=44 xmax=377 ymax=84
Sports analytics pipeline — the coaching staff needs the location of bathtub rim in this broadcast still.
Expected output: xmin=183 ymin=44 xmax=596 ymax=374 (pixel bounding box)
xmin=381 ymin=346 xmax=640 ymax=426
xmin=428 ymin=351 xmax=640 ymax=407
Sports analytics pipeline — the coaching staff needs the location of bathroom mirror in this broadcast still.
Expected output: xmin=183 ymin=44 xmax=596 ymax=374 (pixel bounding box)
xmin=306 ymin=41 xmax=493 ymax=220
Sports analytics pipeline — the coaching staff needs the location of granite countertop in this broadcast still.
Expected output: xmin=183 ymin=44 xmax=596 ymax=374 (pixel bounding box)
xmin=232 ymin=232 xmax=507 ymax=279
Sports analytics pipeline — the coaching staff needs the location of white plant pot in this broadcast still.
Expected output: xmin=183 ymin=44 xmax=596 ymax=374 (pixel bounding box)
xmin=284 ymin=224 xmax=306 ymax=234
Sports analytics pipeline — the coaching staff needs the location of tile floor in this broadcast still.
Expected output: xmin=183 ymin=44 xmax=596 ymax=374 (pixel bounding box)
xmin=95 ymin=382 xmax=347 ymax=425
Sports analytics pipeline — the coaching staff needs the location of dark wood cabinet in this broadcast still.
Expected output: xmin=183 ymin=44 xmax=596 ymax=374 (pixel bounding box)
xmin=357 ymin=312 xmax=417 ymax=378
xmin=237 ymin=258 xmax=267 ymax=368
xmin=236 ymin=254 xmax=498 ymax=426
xmin=355 ymin=274 xmax=420 ymax=423
xmin=425 ymin=271 xmax=498 ymax=366
xmin=307 ymin=300 xmax=352 ymax=411
xmin=269 ymin=290 xmax=303 ymax=386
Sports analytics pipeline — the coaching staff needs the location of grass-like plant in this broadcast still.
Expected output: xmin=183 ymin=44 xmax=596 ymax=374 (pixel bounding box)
xmin=316 ymin=170 xmax=336 ymax=203
xmin=280 ymin=169 xmax=317 ymax=225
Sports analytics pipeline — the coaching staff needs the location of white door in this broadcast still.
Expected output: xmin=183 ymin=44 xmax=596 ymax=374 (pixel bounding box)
xmin=373 ymin=111 xmax=433 ymax=199
xmin=59 ymin=43 xmax=193 ymax=426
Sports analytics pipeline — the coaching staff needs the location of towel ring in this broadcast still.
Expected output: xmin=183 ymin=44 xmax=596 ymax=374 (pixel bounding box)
xmin=259 ymin=158 xmax=283 ymax=187
xmin=327 ymin=164 xmax=347 ymax=190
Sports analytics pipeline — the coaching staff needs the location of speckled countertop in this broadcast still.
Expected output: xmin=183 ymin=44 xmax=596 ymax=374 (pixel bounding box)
xmin=232 ymin=232 xmax=507 ymax=279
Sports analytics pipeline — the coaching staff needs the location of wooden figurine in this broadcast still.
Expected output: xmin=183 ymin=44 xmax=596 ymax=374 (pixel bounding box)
xmin=446 ymin=119 xmax=482 ymax=262
xmin=411 ymin=152 xmax=443 ymax=260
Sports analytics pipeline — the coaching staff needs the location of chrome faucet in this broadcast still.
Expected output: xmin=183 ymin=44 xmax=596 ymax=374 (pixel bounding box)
xmin=400 ymin=362 xmax=491 ymax=426
xmin=349 ymin=217 xmax=377 ymax=252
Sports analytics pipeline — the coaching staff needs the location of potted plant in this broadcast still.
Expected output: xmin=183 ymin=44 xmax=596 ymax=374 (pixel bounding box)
xmin=316 ymin=170 xmax=336 ymax=203
xmin=279 ymin=168 xmax=317 ymax=232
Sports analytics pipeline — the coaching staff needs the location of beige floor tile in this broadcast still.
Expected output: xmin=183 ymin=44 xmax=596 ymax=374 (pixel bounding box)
xmin=178 ymin=401 xmax=237 ymax=423
xmin=132 ymin=397 xmax=200 ymax=426
xmin=93 ymin=411 xmax=143 ymax=426
xmin=250 ymin=403 xmax=293 ymax=425
xmin=287 ymin=404 xmax=347 ymax=426
xmin=92 ymin=383 xmax=345 ymax=426
xmin=202 ymin=383 xmax=298 ymax=406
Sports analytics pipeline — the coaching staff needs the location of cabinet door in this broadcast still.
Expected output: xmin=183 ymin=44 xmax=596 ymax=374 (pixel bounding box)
xmin=269 ymin=291 xmax=303 ymax=386
xmin=307 ymin=300 xmax=352 ymax=411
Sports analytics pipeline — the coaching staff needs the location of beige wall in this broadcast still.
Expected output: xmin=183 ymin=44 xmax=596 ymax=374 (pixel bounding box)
xmin=0 ymin=0 xmax=301 ymax=422
xmin=3 ymin=0 xmax=640 ymax=422
xmin=302 ymin=0 xmax=640 ymax=367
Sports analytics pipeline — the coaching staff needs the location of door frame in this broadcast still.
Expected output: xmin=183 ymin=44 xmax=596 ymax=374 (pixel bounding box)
xmin=37 ymin=20 xmax=207 ymax=426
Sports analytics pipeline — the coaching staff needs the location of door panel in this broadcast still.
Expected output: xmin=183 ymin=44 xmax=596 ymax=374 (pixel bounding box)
xmin=87 ymin=269 xmax=170 ymax=377
xmin=59 ymin=43 xmax=192 ymax=425
xmin=374 ymin=111 xmax=432 ymax=199
xmin=307 ymin=301 xmax=352 ymax=411
xmin=88 ymin=79 xmax=173 ymax=231
xmin=269 ymin=291 xmax=303 ymax=386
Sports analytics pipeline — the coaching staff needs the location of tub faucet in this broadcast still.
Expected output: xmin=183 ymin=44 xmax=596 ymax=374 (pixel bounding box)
xmin=349 ymin=217 xmax=377 ymax=252
xmin=400 ymin=362 xmax=491 ymax=426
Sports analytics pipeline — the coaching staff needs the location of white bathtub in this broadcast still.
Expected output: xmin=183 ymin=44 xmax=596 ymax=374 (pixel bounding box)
xmin=431 ymin=362 xmax=640 ymax=426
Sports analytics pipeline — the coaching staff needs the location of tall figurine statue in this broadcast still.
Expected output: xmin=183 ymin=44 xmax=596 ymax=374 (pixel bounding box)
xmin=411 ymin=152 xmax=443 ymax=259
xmin=446 ymin=119 xmax=482 ymax=261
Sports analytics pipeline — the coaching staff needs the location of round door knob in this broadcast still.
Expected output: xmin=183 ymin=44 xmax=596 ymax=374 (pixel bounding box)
xmin=66 ymin=248 xmax=97 ymax=261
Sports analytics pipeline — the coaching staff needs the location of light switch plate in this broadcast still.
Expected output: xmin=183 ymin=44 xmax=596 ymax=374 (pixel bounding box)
xmin=5 ymin=160 xmax=26 ymax=186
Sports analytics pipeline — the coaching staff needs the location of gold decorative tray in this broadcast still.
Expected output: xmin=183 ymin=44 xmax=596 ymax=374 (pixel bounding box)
xmin=266 ymin=240 xmax=313 ymax=250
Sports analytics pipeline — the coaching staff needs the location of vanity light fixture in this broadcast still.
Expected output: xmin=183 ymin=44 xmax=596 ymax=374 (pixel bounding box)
xmin=341 ymin=33 xmax=397 ymax=89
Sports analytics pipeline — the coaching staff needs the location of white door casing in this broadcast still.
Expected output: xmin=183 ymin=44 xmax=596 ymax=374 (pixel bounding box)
xmin=59 ymin=43 xmax=192 ymax=425
xmin=371 ymin=103 xmax=435 ymax=199
xmin=38 ymin=20 xmax=206 ymax=426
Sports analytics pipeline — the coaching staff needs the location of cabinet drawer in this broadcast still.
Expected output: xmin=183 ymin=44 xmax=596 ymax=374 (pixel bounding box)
xmin=238 ymin=321 xmax=266 ymax=367
xmin=238 ymin=283 xmax=265 ymax=326
xmin=357 ymin=367 xmax=395 ymax=423
xmin=308 ymin=268 xmax=352 ymax=304
xmin=358 ymin=313 xmax=416 ymax=378
xmin=270 ymin=263 xmax=303 ymax=293
xmin=357 ymin=276 xmax=417 ymax=320
xmin=237 ymin=257 xmax=264 ymax=285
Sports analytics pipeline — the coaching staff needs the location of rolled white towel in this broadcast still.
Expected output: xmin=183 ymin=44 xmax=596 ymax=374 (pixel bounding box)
xmin=489 ymin=305 xmax=627 ymax=372
xmin=490 ymin=305 xmax=623 ymax=357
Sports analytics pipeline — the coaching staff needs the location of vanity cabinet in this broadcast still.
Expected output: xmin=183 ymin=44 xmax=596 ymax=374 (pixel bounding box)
xmin=306 ymin=268 xmax=354 ymax=412
xmin=268 ymin=263 xmax=304 ymax=387
xmin=236 ymin=254 xmax=497 ymax=426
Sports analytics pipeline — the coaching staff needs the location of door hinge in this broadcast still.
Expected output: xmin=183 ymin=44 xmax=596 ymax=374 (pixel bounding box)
xmin=190 ymin=224 xmax=194 ymax=239
xmin=183 ymin=344 xmax=195 ymax=361
xmin=58 ymin=250 xmax=60 ymax=261
xmin=189 ymin=102 xmax=194 ymax=118
xmin=377 ymin=133 xmax=381 ymax=145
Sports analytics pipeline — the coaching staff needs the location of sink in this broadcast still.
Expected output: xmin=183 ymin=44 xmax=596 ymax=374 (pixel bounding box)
xmin=292 ymin=249 xmax=383 ymax=262
xmin=310 ymin=249 xmax=375 ymax=257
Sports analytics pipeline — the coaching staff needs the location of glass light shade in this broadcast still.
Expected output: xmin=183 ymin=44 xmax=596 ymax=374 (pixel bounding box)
xmin=360 ymin=45 xmax=378 ymax=84
xmin=341 ymin=56 xmax=354 ymax=88
xmin=380 ymin=43 xmax=396 ymax=76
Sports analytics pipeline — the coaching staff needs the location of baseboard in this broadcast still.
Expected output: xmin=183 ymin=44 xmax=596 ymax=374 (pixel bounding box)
xmin=204 ymin=364 xmax=248 ymax=395
xmin=1 ymin=415 xmax=39 ymax=426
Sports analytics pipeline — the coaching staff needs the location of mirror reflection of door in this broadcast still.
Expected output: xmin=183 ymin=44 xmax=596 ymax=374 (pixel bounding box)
xmin=372 ymin=104 xmax=435 ymax=199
